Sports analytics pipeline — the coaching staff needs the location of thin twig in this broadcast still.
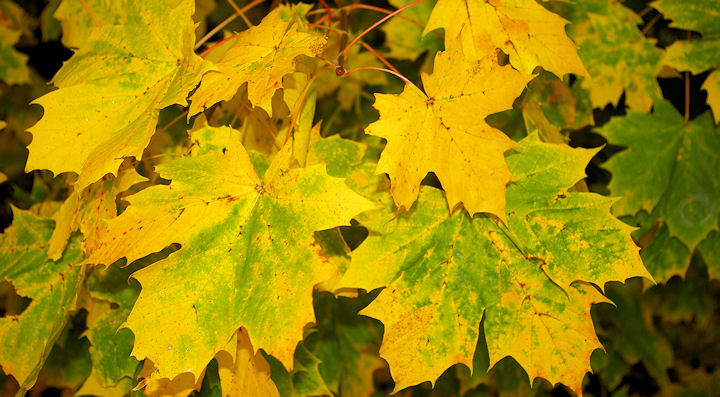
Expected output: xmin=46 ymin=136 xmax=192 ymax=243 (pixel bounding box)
xmin=343 ymin=66 xmax=420 ymax=91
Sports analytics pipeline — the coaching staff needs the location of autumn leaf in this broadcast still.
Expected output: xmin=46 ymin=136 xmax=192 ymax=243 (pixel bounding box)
xmin=189 ymin=5 xmax=326 ymax=115
xmin=342 ymin=134 xmax=650 ymax=392
xmin=599 ymin=100 xmax=720 ymax=250
xmin=653 ymin=0 xmax=720 ymax=122
xmin=84 ymin=126 xmax=373 ymax=382
xmin=0 ymin=208 xmax=84 ymax=390
xmin=562 ymin=0 xmax=663 ymax=111
xmin=26 ymin=0 xmax=213 ymax=189
xmin=367 ymin=47 xmax=533 ymax=218
xmin=424 ymin=0 xmax=586 ymax=77
xmin=214 ymin=328 xmax=279 ymax=397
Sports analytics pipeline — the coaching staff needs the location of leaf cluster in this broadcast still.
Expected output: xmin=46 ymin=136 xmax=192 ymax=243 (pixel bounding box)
xmin=0 ymin=1 xmax=719 ymax=396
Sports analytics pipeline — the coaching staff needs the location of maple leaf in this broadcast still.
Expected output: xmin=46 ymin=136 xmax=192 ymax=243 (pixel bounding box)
xmin=653 ymin=0 xmax=720 ymax=122
xmin=189 ymin=5 xmax=326 ymax=115
xmin=562 ymin=0 xmax=662 ymax=111
xmin=214 ymin=328 xmax=279 ymax=397
xmin=342 ymin=134 xmax=650 ymax=392
xmin=599 ymin=100 xmax=720 ymax=250
xmin=84 ymin=126 xmax=373 ymax=381
xmin=424 ymin=0 xmax=586 ymax=77
xmin=367 ymin=47 xmax=533 ymax=218
xmin=0 ymin=208 xmax=84 ymax=390
xmin=26 ymin=0 xmax=213 ymax=189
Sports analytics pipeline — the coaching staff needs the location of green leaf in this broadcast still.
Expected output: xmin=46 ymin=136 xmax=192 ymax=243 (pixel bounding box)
xmin=599 ymin=100 xmax=720 ymax=249
xmin=698 ymin=230 xmax=720 ymax=280
xmin=641 ymin=225 xmax=692 ymax=282
xmin=342 ymin=135 xmax=650 ymax=393
xmin=0 ymin=208 xmax=84 ymax=390
xmin=290 ymin=291 xmax=385 ymax=397
xmin=653 ymin=0 xmax=720 ymax=122
xmin=83 ymin=127 xmax=374 ymax=382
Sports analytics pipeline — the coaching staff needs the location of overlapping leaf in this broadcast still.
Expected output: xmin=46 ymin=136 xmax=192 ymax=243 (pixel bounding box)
xmin=342 ymin=135 xmax=650 ymax=392
xmin=189 ymin=6 xmax=326 ymax=115
xmin=599 ymin=100 xmax=720 ymax=250
xmin=424 ymin=0 xmax=586 ymax=77
xmin=214 ymin=328 xmax=279 ymax=397
xmin=562 ymin=0 xmax=662 ymax=111
xmin=653 ymin=0 xmax=720 ymax=122
xmin=85 ymin=126 xmax=373 ymax=382
xmin=0 ymin=209 xmax=84 ymax=390
xmin=26 ymin=0 xmax=213 ymax=189
xmin=367 ymin=47 xmax=532 ymax=217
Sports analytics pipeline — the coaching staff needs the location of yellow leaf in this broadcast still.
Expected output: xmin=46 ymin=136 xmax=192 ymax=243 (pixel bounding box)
xmin=215 ymin=328 xmax=279 ymax=397
xmin=138 ymin=359 xmax=203 ymax=397
xmin=26 ymin=0 xmax=213 ymax=189
xmin=367 ymin=47 xmax=533 ymax=217
xmin=425 ymin=0 xmax=587 ymax=77
xmin=189 ymin=6 xmax=326 ymax=115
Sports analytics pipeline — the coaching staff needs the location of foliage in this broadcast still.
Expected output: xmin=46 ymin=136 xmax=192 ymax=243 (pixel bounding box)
xmin=0 ymin=0 xmax=718 ymax=396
